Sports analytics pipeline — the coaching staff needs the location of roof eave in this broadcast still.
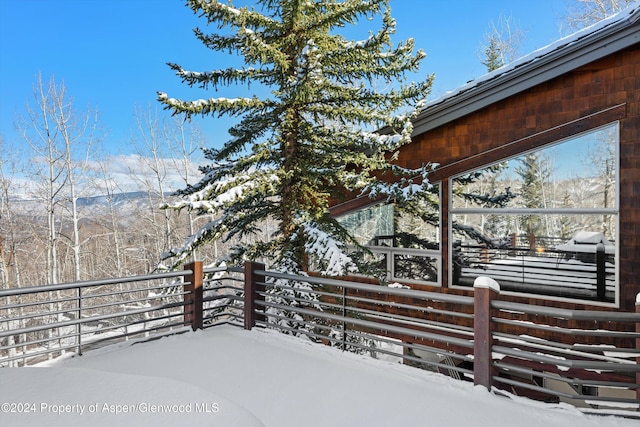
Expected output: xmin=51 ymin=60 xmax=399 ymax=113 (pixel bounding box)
xmin=412 ymin=10 xmax=640 ymax=136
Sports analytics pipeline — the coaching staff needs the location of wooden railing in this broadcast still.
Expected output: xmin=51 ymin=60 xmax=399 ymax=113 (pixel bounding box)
xmin=0 ymin=263 xmax=244 ymax=366
xmin=1 ymin=261 xmax=638 ymax=416
xmin=242 ymin=262 xmax=639 ymax=415
xmin=455 ymin=244 xmax=615 ymax=302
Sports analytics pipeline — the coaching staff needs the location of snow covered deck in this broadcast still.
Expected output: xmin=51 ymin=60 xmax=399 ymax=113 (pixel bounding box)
xmin=457 ymin=243 xmax=615 ymax=301
xmin=1 ymin=326 xmax=637 ymax=427
xmin=462 ymin=255 xmax=615 ymax=288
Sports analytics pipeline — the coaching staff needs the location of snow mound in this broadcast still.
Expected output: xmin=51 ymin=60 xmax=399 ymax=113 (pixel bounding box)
xmin=1 ymin=326 xmax=636 ymax=426
xmin=474 ymin=276 xmax=501 ymax=292
xmin=0 ymin=367 xmax=264 ymax=427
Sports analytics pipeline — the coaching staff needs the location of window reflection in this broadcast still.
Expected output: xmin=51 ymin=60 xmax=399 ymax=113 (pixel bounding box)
xmin=450 ymin=123 xmax=619 ymax=303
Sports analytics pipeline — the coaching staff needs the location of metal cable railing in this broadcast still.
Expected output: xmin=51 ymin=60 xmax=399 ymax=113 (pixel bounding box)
xmin=241 ymin=264 xmax=639 ymax=415
xmin=489 ymin=298 xmax=640 ymax=412
xmin=252 ymin=269 xmax=477 ymax=380
xmin=202 ymin=266 xmax=245 ymax=327
xmin=1 ymin=261 xmax=638 ymax=416
xmin=0 ymin=270 xmax=191 ymax=367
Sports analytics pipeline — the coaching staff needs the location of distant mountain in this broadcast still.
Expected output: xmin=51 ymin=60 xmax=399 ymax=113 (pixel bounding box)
xmin=9 ymin=191 xmax=176 ymax=220
xmin=75 ymin=191 xmax=173 ymax=208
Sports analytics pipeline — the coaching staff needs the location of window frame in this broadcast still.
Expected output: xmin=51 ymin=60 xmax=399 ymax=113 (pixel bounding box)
xmin=447 ymin=122 xmax=620 ymax=306
xmin=335 ymin=184 xmax=443 ymax=287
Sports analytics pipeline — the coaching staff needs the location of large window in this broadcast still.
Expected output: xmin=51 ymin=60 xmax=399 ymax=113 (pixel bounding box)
xmin=337 ymin=203 xmax=394 ymax=246
xmin=449 ymin=123 xmax=618 ymax=303
xmin=337 ymin=184 xmax=441 ymax=286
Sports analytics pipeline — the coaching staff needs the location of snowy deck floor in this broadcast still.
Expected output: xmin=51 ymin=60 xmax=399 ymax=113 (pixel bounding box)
xmin=1 ymin=326 xmax=637 ymax=427
xmin=461 ymin=254 xmax=615 ymax=291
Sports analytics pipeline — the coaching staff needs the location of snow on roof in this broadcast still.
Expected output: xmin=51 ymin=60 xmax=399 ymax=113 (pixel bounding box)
xmin=413 ymin=1 xmax=640 ymax=134
xmin=4 ymin=326 xmax=637 ymax=427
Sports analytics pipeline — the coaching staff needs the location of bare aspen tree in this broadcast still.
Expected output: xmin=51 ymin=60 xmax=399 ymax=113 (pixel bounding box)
xmin=167 ymin=116 xmax=204 ymax=262
xmin=18 ymin=74 xmax=100 ymax=283
xmin=51 ymin=83 xmax=100 ymax=282
xmin=0 ymin=143 xmax=10 ymax=288
xmin=0 ymin=138 xmax=22 ymax=366
xmin=16 ymin=74 xmax=65 ymax=356
xmin=585 ymin=128 xmax=617 ymax=236
xmin=94 ymin=158 xmax=127 ymax=276
xmin=479 ymin=14 xmax=525 ymax=71
xmin=0 ymin=135 xmax=21 ymax=289
xmin=16 ymin=74 xmax=100 ymax=355
xmin=563 ymin=0 xmax=635 ymax=32
xmin=17 ymin=74 xmax=65 ymax=286
xmin=130 ymin=106 xmax=174 ymax=263
xmin=0 ymin=234 xmax=7 ymax=289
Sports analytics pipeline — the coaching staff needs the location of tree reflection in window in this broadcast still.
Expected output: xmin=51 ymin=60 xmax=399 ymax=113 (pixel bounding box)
xmin=451 ymin=123 xmax=618 ymax=303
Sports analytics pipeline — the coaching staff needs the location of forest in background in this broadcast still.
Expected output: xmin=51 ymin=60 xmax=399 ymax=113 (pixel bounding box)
xmin=1 ymin=0 xmax=629 ymax=289
xmin=0 ymin=75 xmax=232 ymax=289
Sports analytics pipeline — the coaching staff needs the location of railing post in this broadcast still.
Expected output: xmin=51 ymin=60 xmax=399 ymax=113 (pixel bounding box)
xmin=341 ymin=285 xmax=347 ymax=350
xmin=529 ymin=232 xmax=536 ymax=253
xmin=77 ymin=287 xmax=82 ymax=356
xmin=636 ymin=293 xmax=640 ymax=405
xmin=474 ymin=277 xmax=500 ymax=391
xmin=244 ymin=261 xmax=266 ymax=330
xmin=596 ymin=243 xmax=606 ymax=301
xmin=184 ymin=261 xmax=203 ymax=331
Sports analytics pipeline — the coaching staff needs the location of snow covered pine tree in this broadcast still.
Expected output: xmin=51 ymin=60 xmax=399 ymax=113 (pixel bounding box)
xmin=158 ymin=0 xmax=433 ymax=330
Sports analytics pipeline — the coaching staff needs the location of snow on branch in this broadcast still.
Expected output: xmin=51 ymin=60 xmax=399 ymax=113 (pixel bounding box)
xmin=360 ymin=121 xmax=411 ymax=151
xmin=167 ymin=64 xmax=268 ymax=90
xmin=189 ymin=0 xmax=276 ymax=29
xmin=157 ymin=92 xmax=271 ymax=118
xmin=238 ymin=26 xmax=288 ymax=66
xmin=165 ymin=167 xmax=279 ymax=214
xmin=191 ymin=0 xmax=241 ymax=20
xmin=364 ymin=163 xmax=436 ymax=202
xmin=339 ymin=2 xmax=394 ymax=51
xmin=159 ymin=217 xmax=223 ymax=267
xmin=302 ymin=221 xmax=358 ymax=277
xmin=342 ymin=33 xmax=379 ymax=50
xmin=292 ymin=39 xmax=326 ymax=86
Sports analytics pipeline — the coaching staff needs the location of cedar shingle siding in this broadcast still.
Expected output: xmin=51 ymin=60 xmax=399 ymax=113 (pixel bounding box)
xmin=396 ymin=46 xmax=640 ymax=312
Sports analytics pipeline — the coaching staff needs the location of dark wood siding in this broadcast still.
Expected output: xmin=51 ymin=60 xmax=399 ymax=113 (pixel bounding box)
xmin=393 ymin=45 xmax=640 ymax=313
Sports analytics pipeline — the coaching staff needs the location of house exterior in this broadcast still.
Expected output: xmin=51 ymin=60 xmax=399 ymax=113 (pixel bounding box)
xmin=331 ymin=5 xmax=640 ymax=315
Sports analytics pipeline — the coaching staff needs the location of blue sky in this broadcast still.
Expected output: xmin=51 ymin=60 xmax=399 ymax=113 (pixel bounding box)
xmin=0 ymin=0 xmax=567 ymax=156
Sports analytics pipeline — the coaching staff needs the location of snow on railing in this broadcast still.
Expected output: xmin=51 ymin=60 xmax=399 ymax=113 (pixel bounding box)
xmin=1 ymin=262 xmax=638 ymax=416
xmin=0 ymin=265 xmax=241 ymax=367
xmin=456 ymin=243 xmax=615 ymax=303
xmin=481 ymin=282 xmax=640 ymax=414
xmin=243 ymin=266 xmax=639 ymax=416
